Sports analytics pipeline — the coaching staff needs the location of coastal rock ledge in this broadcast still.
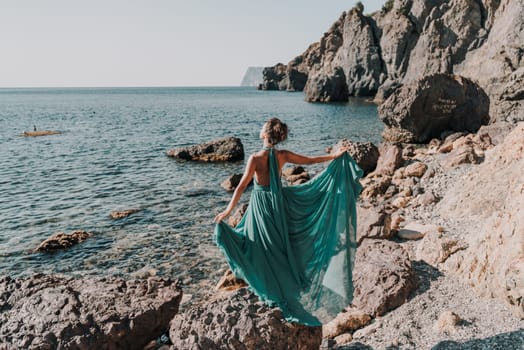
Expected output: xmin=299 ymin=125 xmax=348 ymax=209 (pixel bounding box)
xmin=0 ymin=275 xmax=182 ymax=350
xmin=167 ymin=137 xmax=244 ymax=162
xmin=169 ymin=288 xmax=322 ymax=350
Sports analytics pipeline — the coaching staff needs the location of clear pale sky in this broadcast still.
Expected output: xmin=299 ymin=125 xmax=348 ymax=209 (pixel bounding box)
xmin=0 ymin=1 xmax=384 ymax=87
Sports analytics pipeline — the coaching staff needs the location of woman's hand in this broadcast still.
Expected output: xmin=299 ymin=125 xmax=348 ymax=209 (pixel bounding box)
xmin=332 ymin=146 xmax=350 ymax=159
xmin=214 ymin=210 xmax=230 ymax=223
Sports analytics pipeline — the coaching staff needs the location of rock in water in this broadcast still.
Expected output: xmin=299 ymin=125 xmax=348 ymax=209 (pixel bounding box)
xmin=34 ymin=230 xmax=92 ymax=252
xmin=167 ymin=137 xmax=244 ymax=162
xmin=352 ymin=239 xmax=417 ymax=316
xmin=228 ymin=203 xmax=249 ymax=227
xmin=221 ymin=173 xmax=243 ymax=192
xmin=0 ymin=275 xmax=182 ymax=350
xmin=169 ymin=288 xmax=322 ymax=350
xmin=110 ymin=209 xmax=141 ymax=219
xmin=22 ymin=130 xmax=61 ymax=137
xmin=379 ymin=74 xmax=489 ymax=143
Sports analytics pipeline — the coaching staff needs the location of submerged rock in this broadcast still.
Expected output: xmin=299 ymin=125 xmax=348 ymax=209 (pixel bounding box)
xmin=22 ymin=130 xmax=61 ymax=137
xmin=169 ymin=288 xmax=322 ymax=350
xmin=34 ymin=230 xmax=92 ymax=252
xmin=110 ymin=209 xmax=141 ymax=219
xmin=0 ymin=275 xmax=182 ymax=350
xmin=167 ymin=137 xmax=244 ymax=162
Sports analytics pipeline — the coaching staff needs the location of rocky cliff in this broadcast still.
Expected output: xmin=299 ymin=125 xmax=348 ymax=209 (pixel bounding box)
xmin=240 ymin=67 xmax=264 ymax=87
xmin=259 ymin=0 xmax=523 ymax=123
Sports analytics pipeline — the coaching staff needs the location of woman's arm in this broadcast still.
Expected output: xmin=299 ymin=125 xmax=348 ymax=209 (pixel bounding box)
xmin=214 ymin=155 xmax=256 ymax=223
xmin=281 ymin=148 xmax=347 ymax=165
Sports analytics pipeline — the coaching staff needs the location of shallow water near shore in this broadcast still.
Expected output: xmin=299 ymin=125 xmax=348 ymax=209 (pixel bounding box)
xmin=0 ymin=87 xmax=382 ymax=298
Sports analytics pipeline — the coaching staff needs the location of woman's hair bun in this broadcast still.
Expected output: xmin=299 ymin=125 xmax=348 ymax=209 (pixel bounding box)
xmin=264 ymin=118 xmax=288 ymax=145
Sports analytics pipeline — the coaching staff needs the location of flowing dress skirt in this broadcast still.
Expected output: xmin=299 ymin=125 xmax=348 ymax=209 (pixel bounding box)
xmin=215 ymin=149 xmax=362 ymax=325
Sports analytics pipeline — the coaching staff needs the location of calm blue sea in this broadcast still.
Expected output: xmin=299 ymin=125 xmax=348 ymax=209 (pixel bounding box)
xmin=0 ymin=87 xmax=382 ymax=296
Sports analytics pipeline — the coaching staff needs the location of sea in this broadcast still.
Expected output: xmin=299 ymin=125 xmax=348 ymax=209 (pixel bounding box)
xmin=0 ymin=87 xmax=382 ymax=298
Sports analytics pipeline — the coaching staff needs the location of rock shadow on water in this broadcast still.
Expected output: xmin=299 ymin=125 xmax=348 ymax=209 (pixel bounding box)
xmin=431 ymin=329 xmax=524 ymax=350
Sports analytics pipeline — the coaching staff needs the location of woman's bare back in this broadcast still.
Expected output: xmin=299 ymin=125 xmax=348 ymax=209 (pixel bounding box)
xmin=251 ymin=149 xmax=284 ymax=186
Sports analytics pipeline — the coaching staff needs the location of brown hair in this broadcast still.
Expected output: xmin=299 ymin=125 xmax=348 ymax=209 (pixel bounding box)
xmin=263 ymin=118 xmax=288 ymax=145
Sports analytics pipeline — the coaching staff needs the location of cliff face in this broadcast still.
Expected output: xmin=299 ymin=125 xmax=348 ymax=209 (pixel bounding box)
xmin=260 ymin=0 xmax=523 ymax=123
xmin=240 ymin=67 xmax=264 ymax=87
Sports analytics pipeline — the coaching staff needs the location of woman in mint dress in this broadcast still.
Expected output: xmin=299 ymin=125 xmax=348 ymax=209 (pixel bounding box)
xmin=214 ymin=118 xmax=362 ymax=326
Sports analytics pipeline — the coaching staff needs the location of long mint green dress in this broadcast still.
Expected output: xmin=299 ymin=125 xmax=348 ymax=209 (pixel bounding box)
xmin=215 ymin=148 xmax=362 ymax=326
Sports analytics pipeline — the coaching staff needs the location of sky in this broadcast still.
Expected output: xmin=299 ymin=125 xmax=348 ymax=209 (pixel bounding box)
xmin=0 ymin=0 xmax=384 ymax=87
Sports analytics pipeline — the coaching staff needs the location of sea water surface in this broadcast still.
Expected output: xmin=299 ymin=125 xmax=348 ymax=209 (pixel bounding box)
xmin=0 ymin=87 xmax=382 ymax=297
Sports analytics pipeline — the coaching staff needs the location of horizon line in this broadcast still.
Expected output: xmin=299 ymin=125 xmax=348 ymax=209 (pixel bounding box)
xmin=0 ymin=85 xmax=251 ymax=89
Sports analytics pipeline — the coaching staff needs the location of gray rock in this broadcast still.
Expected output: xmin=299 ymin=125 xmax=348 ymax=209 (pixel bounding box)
xmin=330 ymin=139 xmax=379 ymax=175
xmin=169 ymin=288 xmax=322 ymax=350
xmin=374 ymin=143 xmax=403 ymax=176
xmin=282 ymin=165 xmax=310 ymax=185
xmin=221 ymin=173 xmax=243 ymax=192
xmin=228 ymin=203 xmax=249 ymax=228
xmin=167 ymin=137 xmax=244 ymax=162
xmin=258 ymin=64 xmax=287 ymax=91
xmin=476 ymin=121 xmax=514 ymax=146
xmin=379 ymin=74 xmax=490 ymax=143
xmin=241 ymin=67 xmax=264 ymax=87
xmin=332 ymin=8 xmax=383 ymax=97
xmin=352 ymin=239 xmax=417 ymax=316
xmin=357 ymin=205 xmax=393 ymax=243
xmin=0 ymin=275 xmax=182 ymax=350
xmin=403 ymin=0 xmax=483 ymax=83
xmin=305 ymin=67 xmax=348 ymax=102
xmin=455 ymin=0 xmax=524 ymax=122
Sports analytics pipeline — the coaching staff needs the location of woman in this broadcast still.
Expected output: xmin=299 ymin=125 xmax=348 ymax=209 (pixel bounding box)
xmin=214 ymin=118 xmax=362 ymax=326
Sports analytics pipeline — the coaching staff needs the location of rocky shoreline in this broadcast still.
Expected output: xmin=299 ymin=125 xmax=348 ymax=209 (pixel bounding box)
xmin=3 ymin=121 xmax=522 ymax=349
xmin=2 ymin=0 xmax=523 ymax=348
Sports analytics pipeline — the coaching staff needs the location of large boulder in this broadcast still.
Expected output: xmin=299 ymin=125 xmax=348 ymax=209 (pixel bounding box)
xmin=330 ymin=139 xmax=379 ymax=175
xmin=352 ymin=239 xmax=417 ymax=316
xmin=167 ymin=137 xmax=244 ymax=162
xmin=438 ymin=123 xmax=524 ymax=318
xmin=379 ymin=74 xmax=490 ymax=143
xmin=0 ymin=275 xmax=182 ymax=349
xmin=169 ymin=288 xmax=321 ymax=350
